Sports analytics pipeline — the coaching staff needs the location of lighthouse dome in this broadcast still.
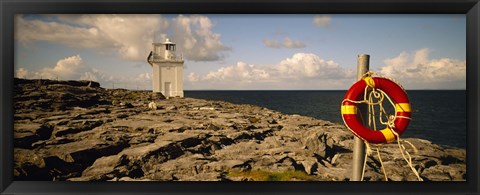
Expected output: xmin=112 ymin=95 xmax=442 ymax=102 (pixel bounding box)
xmin=163 ymin=38 xmax=174 ymax=44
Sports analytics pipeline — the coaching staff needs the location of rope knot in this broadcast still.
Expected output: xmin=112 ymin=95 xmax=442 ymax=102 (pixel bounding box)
xmin=387 ymin=115 xmax=396 ymax=129
xmin=363 ymin=76 xmax=376 ymax=89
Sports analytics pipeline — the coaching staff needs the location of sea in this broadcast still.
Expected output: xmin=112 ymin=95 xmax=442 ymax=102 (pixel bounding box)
xmin=184 ymin=90 xmax=466 ymax=149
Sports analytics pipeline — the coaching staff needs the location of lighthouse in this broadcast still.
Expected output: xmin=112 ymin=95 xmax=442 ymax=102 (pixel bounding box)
xmin=147 ymin=38 xmax=184 ymax=98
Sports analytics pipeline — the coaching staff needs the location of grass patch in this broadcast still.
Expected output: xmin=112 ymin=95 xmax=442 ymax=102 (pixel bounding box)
xmin=227 ymin=170 xmax=317 ymax=181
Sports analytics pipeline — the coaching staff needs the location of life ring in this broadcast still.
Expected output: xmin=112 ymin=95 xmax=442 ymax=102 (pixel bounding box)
xmin=341 ymin=77 xmax=411 ymax=144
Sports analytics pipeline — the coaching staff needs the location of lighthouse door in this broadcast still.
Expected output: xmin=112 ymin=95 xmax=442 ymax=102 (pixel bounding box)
xmin=164 ymin=82 xmax=171 ymax=97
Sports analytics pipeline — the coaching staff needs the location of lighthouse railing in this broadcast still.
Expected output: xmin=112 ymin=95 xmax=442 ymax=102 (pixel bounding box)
xmin=148 ymin=51 xmax=184 ymax=62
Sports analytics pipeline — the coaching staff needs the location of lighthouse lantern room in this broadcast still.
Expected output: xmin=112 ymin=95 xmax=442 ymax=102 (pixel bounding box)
xmin=147 ymin=38 xmax=184 ymax=98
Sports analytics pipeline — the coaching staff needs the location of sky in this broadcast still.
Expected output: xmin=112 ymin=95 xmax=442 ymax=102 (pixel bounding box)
xmin=14 ymin=14 xmax=466 ymax=90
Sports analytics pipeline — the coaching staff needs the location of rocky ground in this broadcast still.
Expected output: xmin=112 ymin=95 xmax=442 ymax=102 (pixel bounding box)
xmin=13 ymin=78 xmax=466 ymax=181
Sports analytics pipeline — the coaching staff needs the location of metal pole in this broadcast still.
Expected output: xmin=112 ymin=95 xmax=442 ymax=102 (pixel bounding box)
xmin=351 ymin=54 xmax=370 ymax=181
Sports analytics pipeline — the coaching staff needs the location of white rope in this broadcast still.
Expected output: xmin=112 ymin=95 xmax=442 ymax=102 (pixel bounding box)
xmin=391 ymin=129 xmax=423 ymax=181
xmin=360 ymin=141 xmax=372 ymax=181
xmin=376 ymin=147 xmax=388 ymax=181
xmin=343 ymin=71 xmax=422 ymax=181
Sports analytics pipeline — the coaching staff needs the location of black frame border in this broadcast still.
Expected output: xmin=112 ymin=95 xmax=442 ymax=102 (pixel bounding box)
xmin=1 ymin=0 xmax=479 ymax=194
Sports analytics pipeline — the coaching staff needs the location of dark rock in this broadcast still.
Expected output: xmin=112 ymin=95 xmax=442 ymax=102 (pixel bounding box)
xmin=54 ymin=120 xmax=103 ymax=137
xmin=303 ymin=131 xmax=328 ymax=158
xmin=129 ymin=134 xmax=157 ymax=145
xmin=14 ymin=148 xmax=47 ymax=179
xmin=301 ymin=159 xmax=319 ymax=175
xmin=120 ymin=102 xmax=134 ymax=108
xmin=206 ymin=123 xmax=221 ymax=131
xmin=117 ymin=114 xmax=129 ymax=119
xmin=162 ymin=119 xmax=174 ymax=123
xmin=248 ymin=117 xmax=260 ymax=123
xmin=421 ymin=164 xmax=465 ymax=181
xmin=14 ymin=123 xmax=53 ymax=148
xmin=76 ymin=154 xmax=126 ymax=181
xmin=267 ymin=119 xmax=278 ymax=124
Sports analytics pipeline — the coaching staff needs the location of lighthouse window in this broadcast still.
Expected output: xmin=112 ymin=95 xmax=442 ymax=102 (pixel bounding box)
xmin=165 ymin=44 xmax=176 ymax=51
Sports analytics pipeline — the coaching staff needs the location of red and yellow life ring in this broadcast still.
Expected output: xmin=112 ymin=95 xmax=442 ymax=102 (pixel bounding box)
xmin=341 ymin=77 xmax=411 ymax=144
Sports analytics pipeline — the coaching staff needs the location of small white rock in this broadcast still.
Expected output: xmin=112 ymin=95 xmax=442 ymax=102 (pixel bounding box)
xmin=148 ymin=101 xmax=157 ymax=110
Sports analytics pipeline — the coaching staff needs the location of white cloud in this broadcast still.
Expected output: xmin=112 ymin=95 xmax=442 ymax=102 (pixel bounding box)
xmin=50 ymin=55 xmax=84 ymax=78
xmin=263 ymin=39 xmax=281 ymax=48
xmin=263 ymin=37 xmax=306 ymax=49
xmin=80 ymin=69 xmax=115 ymax=83
xmin=378 ymin=48 xmax=466 ymax=89
xmin=313 ymin=15 xmax=332 ymax=27
xmin=77 ymin=15 xmax=169 ymax=61
xmin=203 ymin=62 xmax=271 ymax=83
xmin=187 ymin=53 xmax=354 ymax=89
xmin=16 ymin=55 xmax=88 ymax=80
xmin=172 ymin=15 xmax=230 ymax=61
xmin=186 ymin=49 xmax=465 ymax=90
xmin=277 ymin=53 xmax=353 ymax=79
xmin=16 ymin=15 xmax=167 ymax=61
xmin=135 ymin=72 xmax=152 ymax=83
xmin=16 ymin=55 xmax=108 ymax=83
xmin=80 ymin=71 xmax=99 ymax=81
xmin=188 ymin=72 xmax=200 ymax=82
xmin=15 ymin=16 xmax=114 ymax=49
xmin=15 ymin=14 xmax=229 ymax=62
xmin=15 ymin=68 xmax=30 ymax=79
xmin=283 ymin=37 xmax=306 ymax=48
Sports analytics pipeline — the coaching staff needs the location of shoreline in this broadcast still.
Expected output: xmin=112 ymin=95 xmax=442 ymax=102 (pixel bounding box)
xmin=13 ymin=78 xmax=466 ymax=181
xmin=184 ymin=90 xmax=467 ymax=149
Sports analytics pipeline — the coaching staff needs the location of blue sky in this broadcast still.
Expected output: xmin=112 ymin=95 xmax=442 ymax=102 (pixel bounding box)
xmin=15 ymin=14 xmax=466 ymax=90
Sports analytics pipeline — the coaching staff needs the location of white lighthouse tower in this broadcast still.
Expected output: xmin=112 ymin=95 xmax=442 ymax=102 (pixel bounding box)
xmin=147 ymin=38 xmax=184 ymax=98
